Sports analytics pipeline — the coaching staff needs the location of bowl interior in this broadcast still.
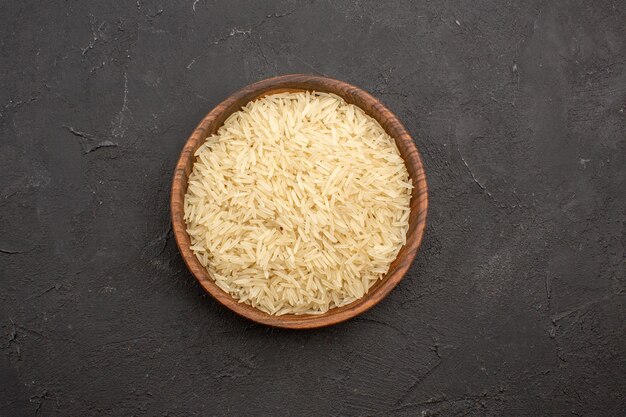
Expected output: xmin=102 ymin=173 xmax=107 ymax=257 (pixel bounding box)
xmin=171 ymin=75 xmax=427 ymax=329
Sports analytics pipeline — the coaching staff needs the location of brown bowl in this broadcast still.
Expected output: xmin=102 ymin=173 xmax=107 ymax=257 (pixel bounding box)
xmin=171 ymin=74 xmax=428 ymax=329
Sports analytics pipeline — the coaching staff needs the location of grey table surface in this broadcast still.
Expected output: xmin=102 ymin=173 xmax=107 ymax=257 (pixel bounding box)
xmin=1 ymin=1 xmax=625 ymax=416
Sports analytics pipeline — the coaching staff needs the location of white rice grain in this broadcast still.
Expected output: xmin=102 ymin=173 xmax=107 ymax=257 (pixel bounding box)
xmin=184 ymin=92 xmax=412 ymax=315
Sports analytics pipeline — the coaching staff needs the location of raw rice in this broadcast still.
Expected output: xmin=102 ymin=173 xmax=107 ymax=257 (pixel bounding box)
xmin=184 ymin=91 xmax=412 ymax=315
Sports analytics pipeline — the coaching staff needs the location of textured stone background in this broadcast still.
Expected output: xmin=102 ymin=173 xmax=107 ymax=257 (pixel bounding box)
xmin=1 ymin=0 xmax=625 ymax=415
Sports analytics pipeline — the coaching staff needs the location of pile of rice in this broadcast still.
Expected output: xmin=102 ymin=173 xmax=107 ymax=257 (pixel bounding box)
xmin=184 ymin=91 xmax=412 ymax=315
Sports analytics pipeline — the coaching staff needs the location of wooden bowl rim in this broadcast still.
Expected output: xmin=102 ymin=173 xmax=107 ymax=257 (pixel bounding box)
xmin=170 ymin=74 xmax=428 ymax=329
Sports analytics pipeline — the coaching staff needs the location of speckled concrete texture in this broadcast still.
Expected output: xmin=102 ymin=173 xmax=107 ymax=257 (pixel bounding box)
xmin=1 ymin=0 xmax=625 ymax=415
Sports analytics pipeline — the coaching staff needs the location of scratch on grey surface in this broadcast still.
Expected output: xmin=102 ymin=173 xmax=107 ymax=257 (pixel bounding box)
xmin=81 ymin=16 xmax=106 ymax=55
xmin=120 ymin=72 xmax=130 ymax=114
xmin=208 ymin=8 xmax=297 ymax=47
xmin=24 ymin=330 xmax=89 ymax=348
xmin=1 ymin=94 xmax=40 ymax=119
xmin=84 ymin=140 xmax=118 ymax=154
xmin=138 ymin=24 xmax=167 ymax=34
xmin=393 ymin=360 xmax=444 ymax=407
xmin=430 ymin=343 xmax=442 ymax=359
xmin=213 ymin=353 xmax=258 ymax=379
xmin=192 ymin=0 xmax=200 ymax=11
xmin=112 ymin=72 xmax=131 ymax=138
xmin=353 ymin=317 xmax=408 ymax=338
xmin=266 ymin=10 xmax=295 ymax=19
xmin=551 ymin=293 xmax=620 ymax=324
xmin=143 ymin=223 xmax=173 ymax=259
xmin=512 ymin=189 xmax=523 ymax=208
xmin=5 ymin=319 xmax=19 ymax=356
xmin=147 ymin=8 xmax=163 ymax=18
xmin=13 ymin=323 xmax=45 ymax=339
xmin=7 ymin=322 xmax=16 ymax=342
xmin=544 ymin=273 xmax=552 ymax=305
xmin=383 ymin=392 xmax=506 ymax=415
xmin=62 ymin=124 xmax=93 ymax=138
xmin=30 ymin=389 xmax=49 ymax=415
xmin=26 ymin=284 xmax=60 ymax=301
xmin=488 ymin=91 xmax=515 ymax=107
xmin=579 ymin=157 xmax=591 ymax=168
xmin=3 ymin=95 xmax=40 ymax=110
xmin=454 ymin=129 xmax=495 ymax=200
xmin=209 ymin=28 xmax=252 ymax=46
xmin=0 ymin=247 xmax=30 ymax=254
xmin=186 ymin=57 xmax=197 ymax=69
xmin=156 ymin=223 xmax=174 ymax=257
xmin=62 ymin=125 xmax=118 ymax=154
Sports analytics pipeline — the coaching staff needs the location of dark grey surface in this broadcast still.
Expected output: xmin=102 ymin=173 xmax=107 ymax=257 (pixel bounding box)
xmin=1 ymin=0 xmax=625 ymax=415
